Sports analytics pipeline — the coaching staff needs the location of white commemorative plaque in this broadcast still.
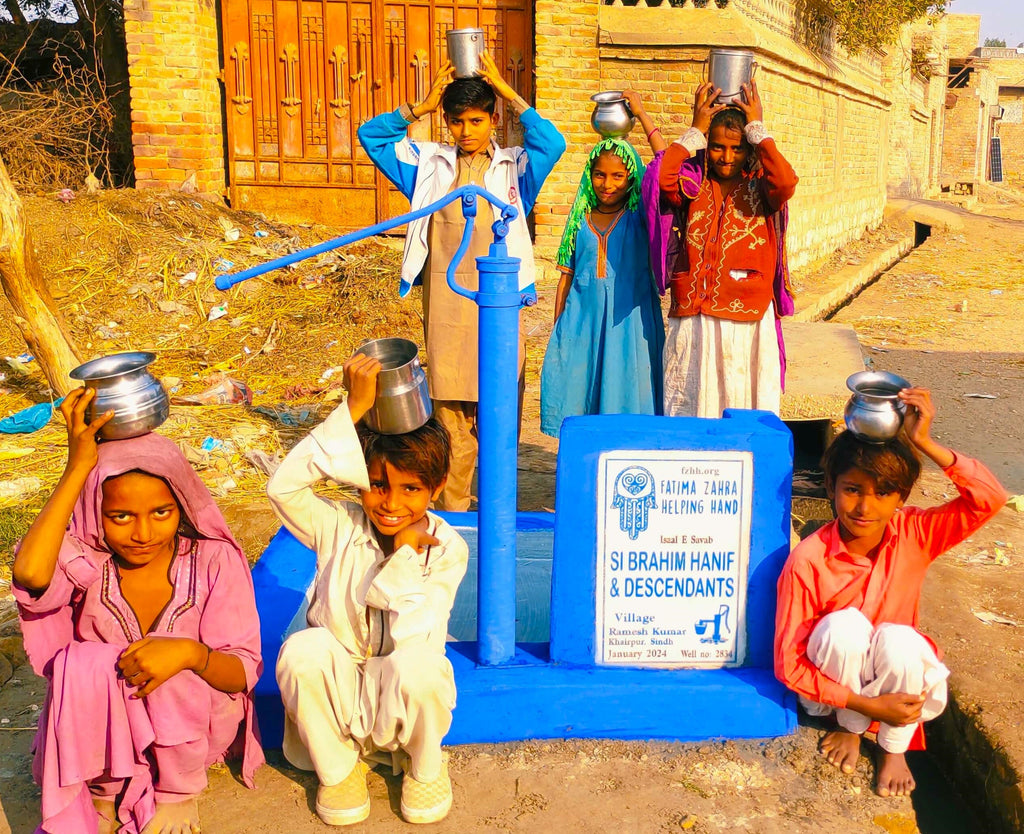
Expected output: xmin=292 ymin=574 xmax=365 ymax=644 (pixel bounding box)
xmin=595 ymin=450 xmax=753 ymax=668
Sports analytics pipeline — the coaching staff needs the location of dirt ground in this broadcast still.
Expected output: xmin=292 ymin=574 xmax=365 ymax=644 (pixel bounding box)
xmin=1 ymin=188 xmax=1024 ymax=833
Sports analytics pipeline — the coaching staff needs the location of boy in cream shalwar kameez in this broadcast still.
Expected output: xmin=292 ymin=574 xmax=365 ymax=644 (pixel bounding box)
xmin=269 ymin=353 xmax=468 ymax=826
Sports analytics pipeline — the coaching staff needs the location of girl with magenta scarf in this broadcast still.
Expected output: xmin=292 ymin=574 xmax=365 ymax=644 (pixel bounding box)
xmin=540 ymin=91 xmax=667 ymax=437
xmin=13 ymin=388 xmax=263 ymax=834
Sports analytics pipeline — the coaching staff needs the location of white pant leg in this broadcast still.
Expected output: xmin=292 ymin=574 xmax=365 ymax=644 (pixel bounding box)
xmin=361 ymin=648 xmax=457 ymax=782
xmin=802 ymin=608 xmax=874 ymax=734
xmin=663 ymin=307 xmax=781 ymax=419
xmin=276 ymin=628 xmax=362 ymax=786
xmin=663 ymin=316 xmax=704 ymax=417
xmin=863 ymin=624 xmax=950 ymax=754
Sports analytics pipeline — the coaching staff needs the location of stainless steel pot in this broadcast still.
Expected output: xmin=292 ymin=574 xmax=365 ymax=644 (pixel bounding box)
xmin=446 ymin=28 xmax=485 ymax=78
xmin=355 ymin=338 xmax=432 ymax=435
xmin=590 ymin=91 xmax=635 ymax=139
xmin=843 ymin=371 xmax=911 ymax=443
xmin=707 ymin=49 xmax=757 ymax=105
xmin=70 ymin=351 xmax=170 ymax=440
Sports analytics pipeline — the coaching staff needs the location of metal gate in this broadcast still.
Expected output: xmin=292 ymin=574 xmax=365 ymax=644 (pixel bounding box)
xmin=221 ymin=0 xmax=534 ymax=228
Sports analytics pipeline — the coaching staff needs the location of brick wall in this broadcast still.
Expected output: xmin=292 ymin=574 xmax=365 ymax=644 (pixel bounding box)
xmin=942 ymin=65 xmax=1001 ymax=186
xmin=123 ymin=0 xmax=225 ymax=193
xmin=988 ymin=54 xmax=1024 ymax=183
xmin=533 ymin=0 xmax=942 ymax=269
xmin=533 ymin=0 xmax=601 ymax=251
xmin=945 ymin=14 xmax=980 ymax=61
xmin=882 ymin=19 xmax=947 ymax=198
xmin=998 ymin=90 xmax=1024 ymax=184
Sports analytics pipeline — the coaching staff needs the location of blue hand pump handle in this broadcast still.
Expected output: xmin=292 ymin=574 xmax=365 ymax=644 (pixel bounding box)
xmin=214 ymin=184 xmax=521 ymax=295
xmin=217 ymin=185 xmax=528 ymax=668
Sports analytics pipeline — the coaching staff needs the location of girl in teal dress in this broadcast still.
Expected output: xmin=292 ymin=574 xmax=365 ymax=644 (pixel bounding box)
xmin=540 ymin=98 xmax=666 ymax=437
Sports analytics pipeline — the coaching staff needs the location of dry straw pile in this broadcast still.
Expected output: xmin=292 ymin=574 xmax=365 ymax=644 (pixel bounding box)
xmin=0 ymin=45 xmax=116 ymax=192
xmin=0 ymin=190 xmax=422 ymax=558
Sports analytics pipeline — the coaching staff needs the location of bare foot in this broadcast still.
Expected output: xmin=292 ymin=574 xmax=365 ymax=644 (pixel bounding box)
xmin=819 ymin=729 xmax=862 ymax=774
xmin=141 ymin=798 xmax=200 ymax=834
xmin=876 ymin=749 xmax=916 ymax=797
xmin=92 ymin=797 xmax=118 ymax=834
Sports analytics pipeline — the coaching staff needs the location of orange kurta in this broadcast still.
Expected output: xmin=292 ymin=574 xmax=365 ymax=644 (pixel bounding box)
xmin=659 ymin=139 xmax=797 ymax=322
xmin=774 ymin=454 xmax=1007 ymax=709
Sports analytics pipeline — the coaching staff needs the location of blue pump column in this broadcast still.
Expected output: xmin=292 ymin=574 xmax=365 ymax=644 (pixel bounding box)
xmin=216 ymin=183 xmax=527 ymax=669
xmin=474 ymin=239 xmax=524 ymax=666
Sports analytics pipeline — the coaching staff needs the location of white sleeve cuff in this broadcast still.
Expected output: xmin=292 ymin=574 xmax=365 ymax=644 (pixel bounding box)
xmin=744 ymin=120 xmax=770 ymax=145
xmin=677 ymin=127 xmax=708 ymax=155
xmin=309 ymin=401 xmax=371 ymax=492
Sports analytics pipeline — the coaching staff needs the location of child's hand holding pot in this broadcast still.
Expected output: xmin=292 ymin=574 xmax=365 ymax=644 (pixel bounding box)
xmin=343 ymin=353 xmax=382 ymax=425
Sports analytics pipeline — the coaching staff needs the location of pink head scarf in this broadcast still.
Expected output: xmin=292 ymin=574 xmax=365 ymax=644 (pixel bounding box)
xmin=72 ymin=432 xmax=245 ymax=566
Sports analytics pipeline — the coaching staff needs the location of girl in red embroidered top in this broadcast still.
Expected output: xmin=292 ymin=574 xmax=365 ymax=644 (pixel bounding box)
xmin=657 ymin=79 xmax=798 ymax=418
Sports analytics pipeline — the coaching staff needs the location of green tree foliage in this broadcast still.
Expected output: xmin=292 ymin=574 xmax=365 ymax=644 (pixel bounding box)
xmin=984 ymin=37 xmax=1007 ymax=48
xmin=811 ymin=0 xmax=945 ymax=53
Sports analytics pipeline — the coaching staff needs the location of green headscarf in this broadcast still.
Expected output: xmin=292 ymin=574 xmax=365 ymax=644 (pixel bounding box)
xmin=556 ymin=138 xmax=646 ymax=268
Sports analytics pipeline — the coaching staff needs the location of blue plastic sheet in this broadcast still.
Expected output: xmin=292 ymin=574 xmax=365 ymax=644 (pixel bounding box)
xmin=0 ymin=399 xmax=62 ymax=434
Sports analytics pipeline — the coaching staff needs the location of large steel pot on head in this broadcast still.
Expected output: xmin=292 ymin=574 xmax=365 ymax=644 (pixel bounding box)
xmin=70 ymin=351 xmax=170 ymax=440
xmin=355 ymin=338 xmax=432 ymax=435
xmin=707 ymin=49 xmax=757 ymax=105
xmin=446 ymin=28 xmax=485 ymax=78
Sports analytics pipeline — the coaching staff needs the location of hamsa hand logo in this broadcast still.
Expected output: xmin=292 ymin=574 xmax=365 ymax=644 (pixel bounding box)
xmin=611 ymin=466 xmax=657 ymax=540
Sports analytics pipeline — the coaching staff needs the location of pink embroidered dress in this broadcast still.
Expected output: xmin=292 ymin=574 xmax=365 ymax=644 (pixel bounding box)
xmin=14 ymin=433 xmax=263 ymax=834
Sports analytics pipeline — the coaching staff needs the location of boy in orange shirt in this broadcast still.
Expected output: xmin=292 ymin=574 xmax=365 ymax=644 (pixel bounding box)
xmin=775 ymin=388 xmax=1006 ymax=796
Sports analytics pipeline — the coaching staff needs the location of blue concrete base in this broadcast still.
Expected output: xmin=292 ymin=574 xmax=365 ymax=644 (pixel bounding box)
xmin=252 ymin=517 xmax=797 ymax=748
xmin=445 ymin=641 xmax=795 ymax=743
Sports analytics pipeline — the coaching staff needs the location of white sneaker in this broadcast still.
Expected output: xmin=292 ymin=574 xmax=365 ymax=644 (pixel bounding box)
xmin=316 ymin=761 xmax=371 ymax=826
xmin=400 ymin=756 xmax=452 ymax=824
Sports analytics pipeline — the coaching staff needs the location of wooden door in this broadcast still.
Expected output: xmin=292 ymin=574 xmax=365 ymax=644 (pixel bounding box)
xmin=222 ymin=0 xmax=534 ymax=229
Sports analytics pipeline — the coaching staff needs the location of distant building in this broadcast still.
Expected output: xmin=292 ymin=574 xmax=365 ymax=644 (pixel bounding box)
xmin=941 ymin=15 xmax=1022 ymax=190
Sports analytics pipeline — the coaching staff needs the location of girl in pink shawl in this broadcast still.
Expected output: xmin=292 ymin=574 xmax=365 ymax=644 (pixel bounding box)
xmin=13 ymin=388 xmax=263 ymax=834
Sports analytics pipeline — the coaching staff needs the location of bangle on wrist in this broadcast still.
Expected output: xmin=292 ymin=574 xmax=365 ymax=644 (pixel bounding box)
xmin=197 ymin=643 xmax=211 ymax=675
xmin=646 ymin=126 xmax=661 ymax=141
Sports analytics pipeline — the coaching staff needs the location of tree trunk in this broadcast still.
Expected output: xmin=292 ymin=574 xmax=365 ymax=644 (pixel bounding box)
xmin=2 ymin=0 xmax=27 ymax=28
xmin=0 ymin=153 xmax=82 ymax=396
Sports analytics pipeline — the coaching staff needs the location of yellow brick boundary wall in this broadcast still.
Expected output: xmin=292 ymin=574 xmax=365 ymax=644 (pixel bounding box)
xmin=534 ymin=0 xmax=942 ymax=270
xmin=123 ymin=0 xmax=225 ymax=193
xmin=120 ymin=0 xmax=941 ymax=266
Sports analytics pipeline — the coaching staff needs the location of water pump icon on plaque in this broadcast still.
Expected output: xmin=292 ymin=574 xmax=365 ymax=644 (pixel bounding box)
xmin=595 ymin=450 xmax=752 ymax=668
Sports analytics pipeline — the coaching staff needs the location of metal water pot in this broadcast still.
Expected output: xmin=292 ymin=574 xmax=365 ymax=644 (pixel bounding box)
xmin=843 ymin=371 xmax=911 ymax=443
xmin=70 ymin=351 xmax=170 ymax=440
xmin=707 ymin=49 xmax=757 ymax=105
xmin=446 ymin=28 xmax=485 ymax=78
xmin=590 ymin=91 xmax=635 ymax=139
xmin=355 ymin=338 xmax=432 ymax=435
